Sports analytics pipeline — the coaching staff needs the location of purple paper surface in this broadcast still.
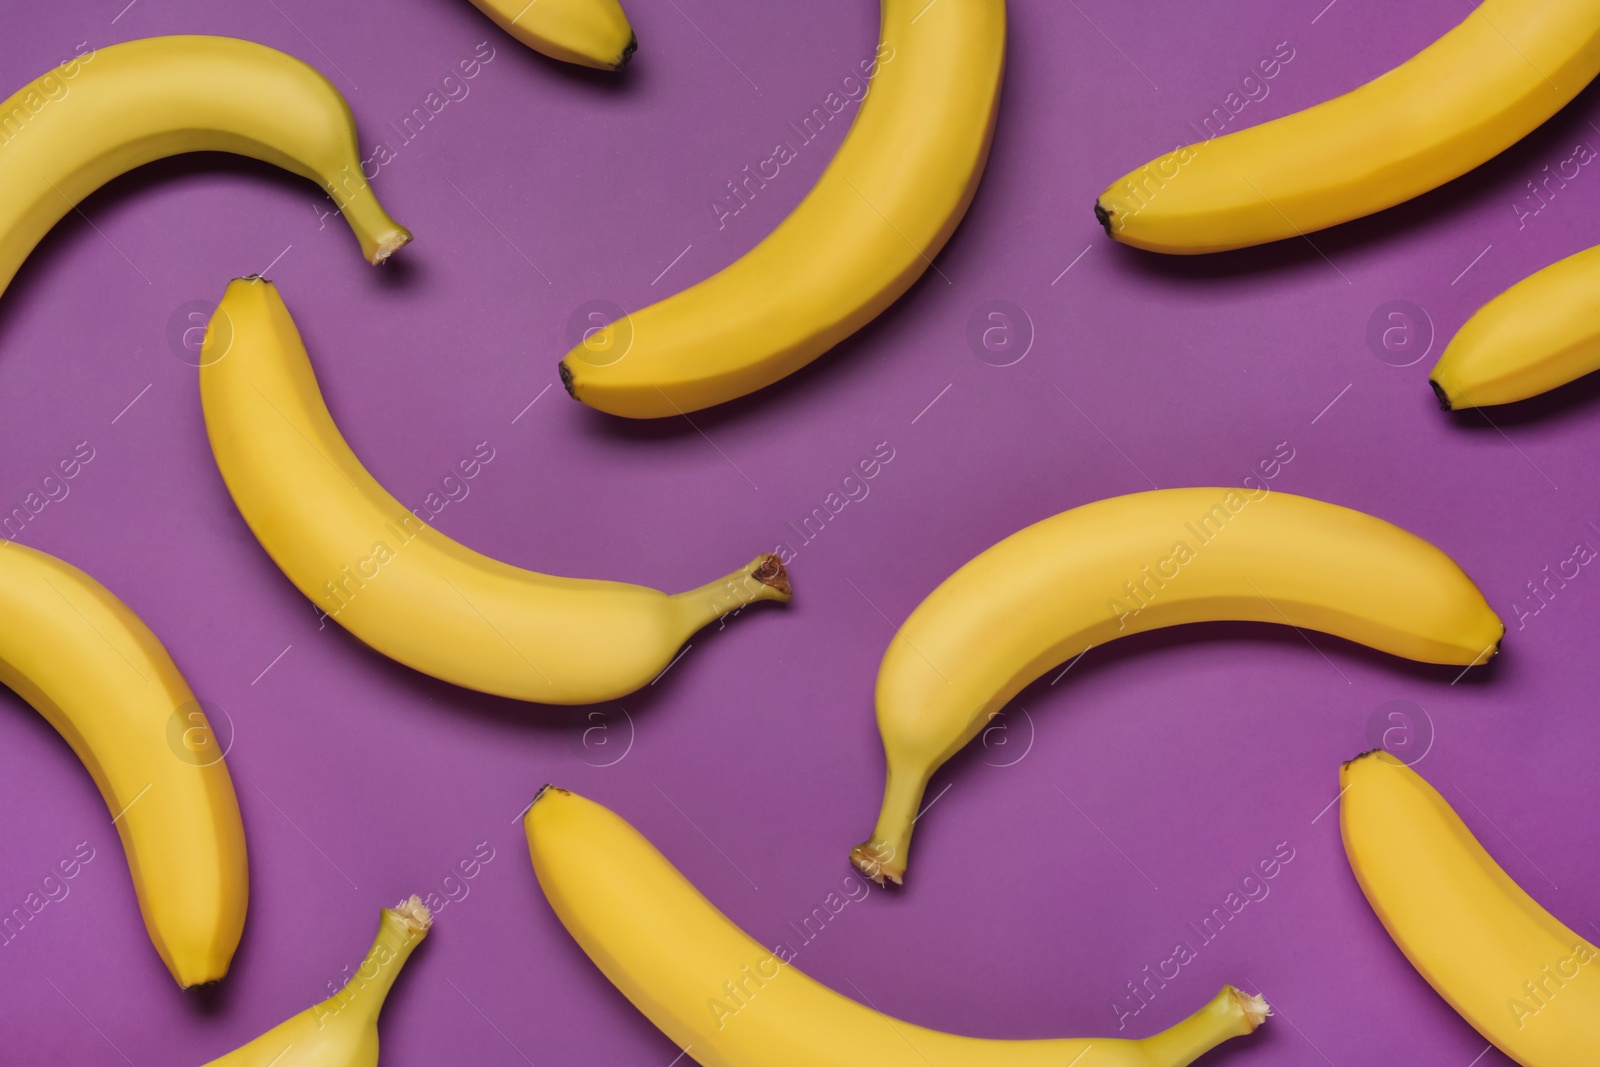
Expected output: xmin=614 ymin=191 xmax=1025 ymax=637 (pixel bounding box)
xmin=1 ymin=1 xmax=1597 ymax=1064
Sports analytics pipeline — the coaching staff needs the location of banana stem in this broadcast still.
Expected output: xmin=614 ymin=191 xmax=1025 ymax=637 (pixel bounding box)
xmin=851 ymin=764 xmax=929 ymax=885
xmin=311 ymin=897 xmax=431 ymax=1031
xmin=1136 ymin=986 xmax=1270 ymax=1066
xmin=325 ymin=174 xmax=412 ymax=264
xmin=669 ymin=554 xmax=792 ymax=632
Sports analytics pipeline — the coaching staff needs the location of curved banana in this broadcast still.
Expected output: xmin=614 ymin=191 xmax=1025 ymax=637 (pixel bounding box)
xmin=1341 ymin=752 xmax=1600 ymax=1064
xmin=0 ymin=541 xmax=247 ymax=987
xmin=526 ymin=785 xmax=1270 ymax=1067
xmin=465 ymin=0 xmax=635 ymax=70
xmin=1095 ymin=1 xmax=1600 ymax=254
xmin=854 ymin=487 xmax=1503 ymax=885
xmin=203 ymin=897 xmax=430 ymax=1066
xmin=199 ymin=277 xmax=791 ymax=705
xmin=558 ymin=0 xmax=1005 ymax=418
xmin=1431 ymin=244 xmax=1600 ymax=409
xmin=0 ymin=35 xmax=409 ymax=301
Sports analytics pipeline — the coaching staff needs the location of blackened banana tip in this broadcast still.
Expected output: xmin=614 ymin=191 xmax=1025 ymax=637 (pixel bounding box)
xmin=1429 ymin=379 xmax=1453 ymax=411
xmin=1094 ymin=201 xmax=1113 ymax=237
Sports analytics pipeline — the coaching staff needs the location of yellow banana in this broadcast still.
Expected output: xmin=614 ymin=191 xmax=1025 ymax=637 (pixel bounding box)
xmin=1341 ymin=752 xmax=1600 ymax=1064
xmin=1431 ymin=244 xmax=1600 ymax=409
xmin=854 ymin=487 xmax=1503 ymax=885
xmin=465 ymin=0 xmax=635 ymax=70
xmin=0 ymin=540 xmax=247 ymax=987
xmin=525 ymin=786 xmax=1270 ymax=1067
xmin=558 ymin=0 xmax=1005 ymax=418
xmin=1095 ymin=0 xmax=1600 ymax=254
xmin=0 ymin=35 xmax=409 ymax=299
xmin=202 ymin=897 xmax=430 ymax=1066
xmin=199 ymin=277 xmax=791 ymax=705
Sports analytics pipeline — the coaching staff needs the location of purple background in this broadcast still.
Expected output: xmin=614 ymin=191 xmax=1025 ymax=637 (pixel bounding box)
xmin=2 ymin=0 xmax=1598 ymax=1064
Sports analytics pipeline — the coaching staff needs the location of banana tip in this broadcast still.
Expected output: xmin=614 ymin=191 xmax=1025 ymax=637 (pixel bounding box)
xmin=619 ymin=34 xmax=638 ymax=68
xmin=176 ymin=972 xmax=226 ymax=991
xmin=1093 ymin=200 xmax=1114 ymax=238
xmin=849 ymin=842 xmax=903 ymax=886
xmin=1227 ymin=987 xmax=1272 ymax=1028
xmin=392 ymin=894 xmax=433 ymax=933
xmin=1429 ymin=378 xmax=1453 ymax=411
xmin=527 ymin=783 xmax=569 ymax=815
xmin=373 ymin=228 xmax=412 ymax=264
xmin=558 ymin=361 xmax=578 ymax=400
xmin=754 ymin=554 xmax=792 ymax=598
xmin=1339 ymin=748 xmax=1405 ymax=786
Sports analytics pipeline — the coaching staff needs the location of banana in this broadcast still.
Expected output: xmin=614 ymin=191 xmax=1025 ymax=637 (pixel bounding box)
xmin=1341 ymin=752 xmax=1600 ymax=1064
xmin=525 ymin=785 xmax=1270 ymax=1067
xmin=853 ymin=487 xmax=1503 ymax=885
xmin=1430 ymin=244 xmax=1600 ymax=409
xmin=202 ymin=897 xmax=430 ymax=1066
xmin=199 ymin=277 xmax=791 ymax=705
xmin=465 ymin=0 xmax=635 ymax=70
xmin=0 ymin=540 xmax=247 ymax=987
xmin=0 ymin=35 xmax=409 ymax=301
xmin=1094 ymin=1 xmax=1600 ymax=254
xmin=558 ymin=0 xmax=1005 ymax=418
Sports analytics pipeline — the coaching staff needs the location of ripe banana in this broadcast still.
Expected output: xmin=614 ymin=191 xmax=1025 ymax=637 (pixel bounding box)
xmin=1430 ymin=244 xmax=1600 ymax=409
xmin=1095 ymin=1 xmax=1600 ymax=254
xmin=465 ymin=0 xmax=635 ymax=70
xmin=202 ymin=897 xmax=430 ymax=1066
xmin=0 ymin=35 xmax=409 ymax=303
xmin=854 ymin=487 xmax=1503 ymax=885
xmin=0 ymin=540 xmax=247 ymax=987
xmin=199 ymin=277 xmax=791 ymax=705
xmin=525 ymin=785 xmax=1270 ymax=1067
xmin=558 ymin=0 xmax=1005 ymax=418
xmin=1341 ymin=752 xmax=1600 ymax=1064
